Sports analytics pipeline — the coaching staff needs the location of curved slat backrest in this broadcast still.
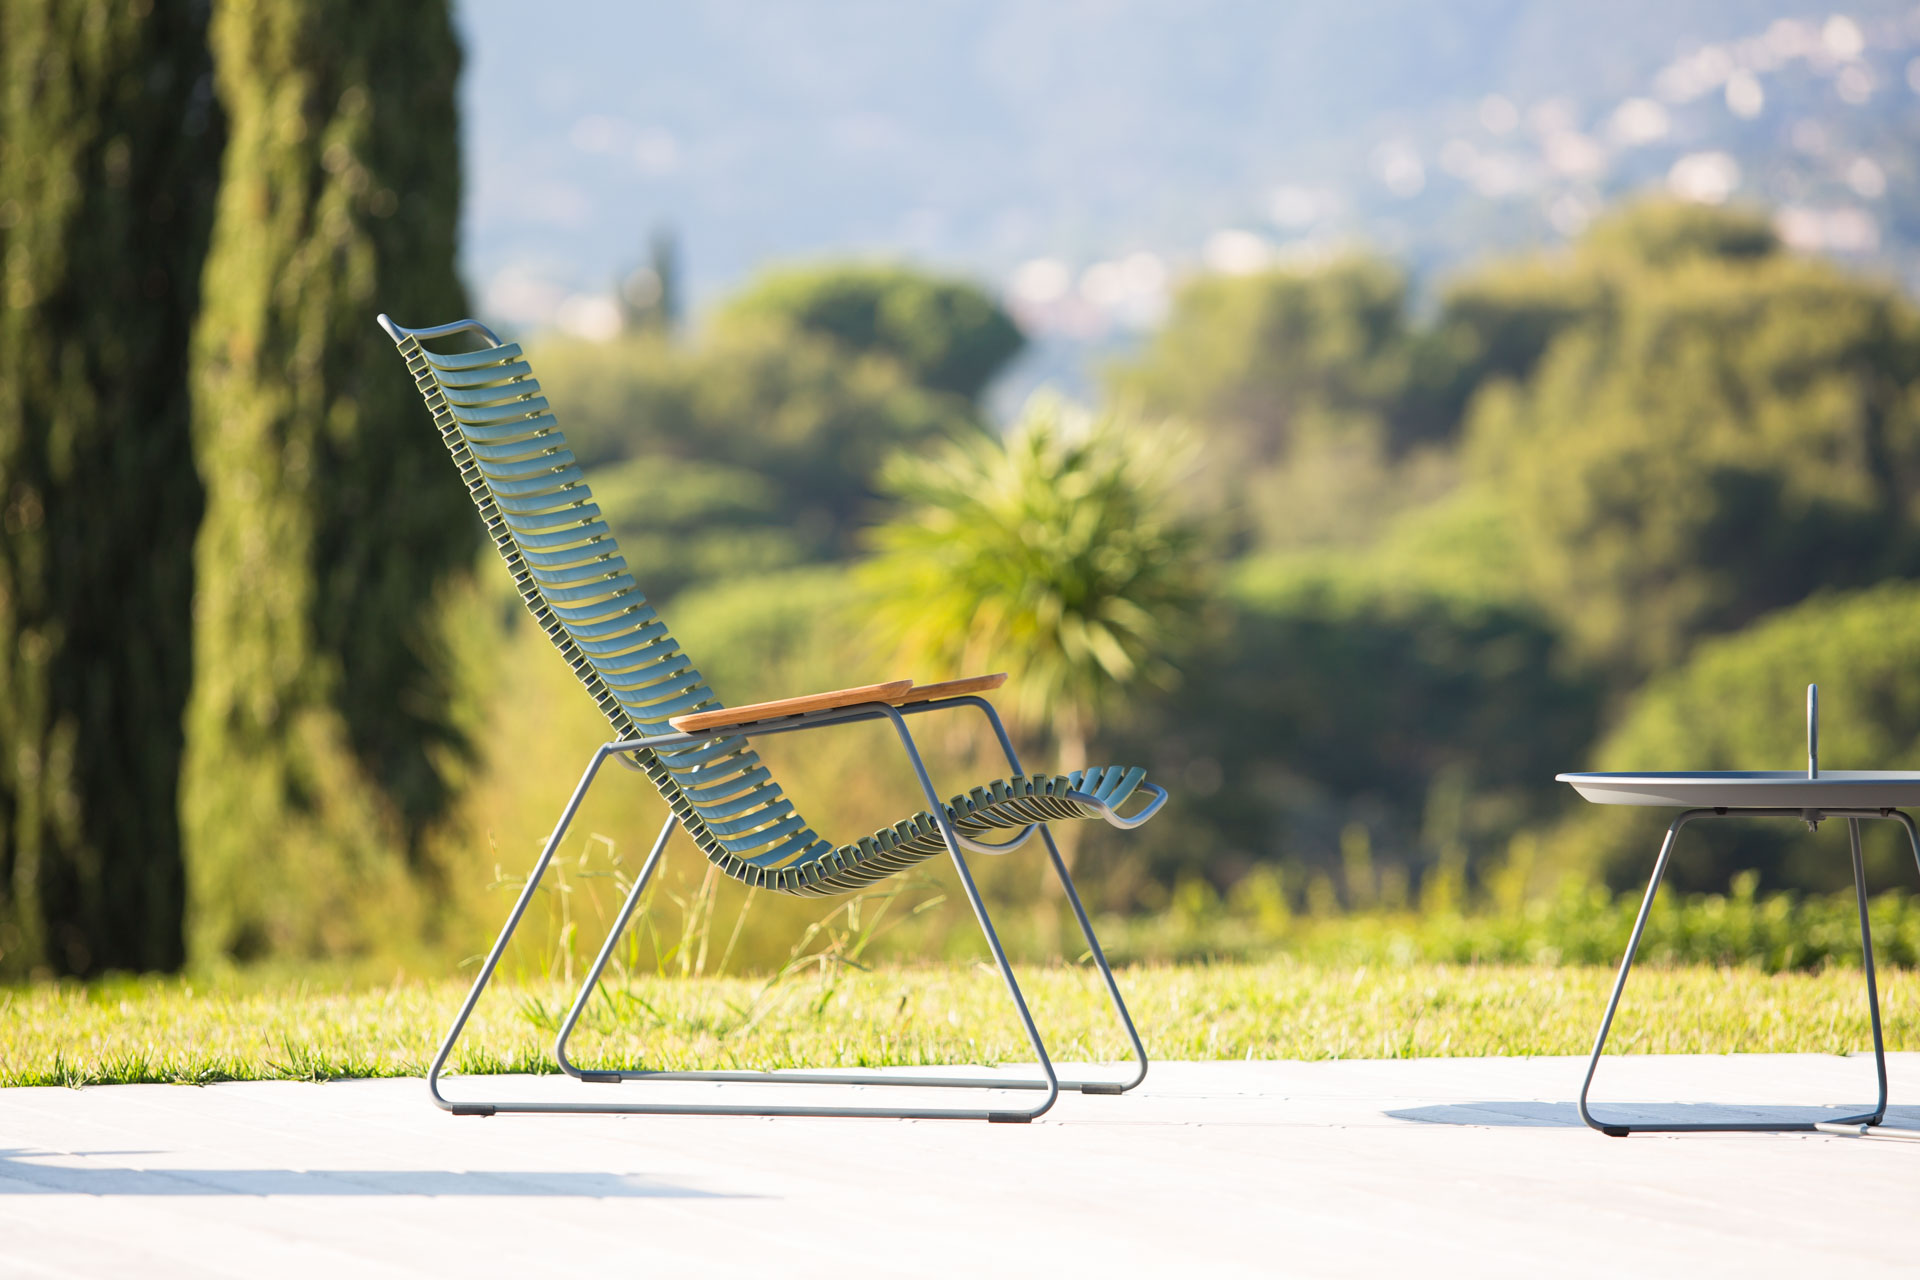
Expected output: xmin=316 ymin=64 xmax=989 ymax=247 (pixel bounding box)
xmin=385 ymin=319 xmax=839 ymax=888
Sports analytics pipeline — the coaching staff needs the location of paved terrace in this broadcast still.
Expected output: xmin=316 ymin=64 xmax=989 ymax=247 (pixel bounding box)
xmin=1 ymin=1054 xmax=1916 ymax=1277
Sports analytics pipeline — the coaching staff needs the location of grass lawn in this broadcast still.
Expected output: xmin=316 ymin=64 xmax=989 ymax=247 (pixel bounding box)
xmin=4 ymin=960 xmax=1916 ymax=1088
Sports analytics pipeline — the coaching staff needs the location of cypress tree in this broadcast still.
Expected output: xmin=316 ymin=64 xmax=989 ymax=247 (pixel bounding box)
xmin=0 ymin=1 xmax=223 ymax=976
xmin=184 ymin=0 xmax=474 ymax=960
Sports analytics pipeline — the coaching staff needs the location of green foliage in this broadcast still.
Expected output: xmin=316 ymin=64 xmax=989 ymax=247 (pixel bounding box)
xmin=1580 ymin=199 xmax=1779 ymax=267
xmin=533 ymin=323 xmax=973 ymax=569
xmin=1111 ymin=253 xmax=1471 ymax=549
xmin=1117 ymin=254 xmax=1422 ymax=455
xmin=1431 ymin=202 xmax=1782 ymax=402
xmin=0 ymin=0 xmax=223 ymax=975
xmin=183 ymin=0 xmax=474 ymax=963
xmin=1109 ymin=559 xmax=1598 ymax=907
xmin=714 ymin=262 xmax=1024 ymax=400
xmin=864 ymin=397 xmax=1205 ymax=762
xmin=1549 ymin=583 xmax=1920 ymax=894
xmin=1091 ymin=871 xmax=1920 ymax=976
xmin=1466 ymin=203 xmax=1920 ymax=676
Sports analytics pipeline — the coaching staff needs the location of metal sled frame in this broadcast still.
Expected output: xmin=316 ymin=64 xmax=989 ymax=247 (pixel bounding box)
xmin=428 ymin=695 xmax=1158 ymax=1122
xmin=1580 ymin=806 xmax=1917 ymax=1136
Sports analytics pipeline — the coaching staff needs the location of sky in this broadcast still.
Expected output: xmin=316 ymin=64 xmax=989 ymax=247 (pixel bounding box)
xmin=452 ymin=0 xmax=1920 ymax=373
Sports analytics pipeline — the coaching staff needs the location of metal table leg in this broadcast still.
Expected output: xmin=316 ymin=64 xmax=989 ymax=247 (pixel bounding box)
xmin=1579 ymin=806 xmax=1897 ymax=1136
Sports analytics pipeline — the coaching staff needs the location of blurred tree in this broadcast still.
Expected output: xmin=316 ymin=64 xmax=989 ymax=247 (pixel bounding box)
xmin=1110 ymin=254 xmax=1463 ymax=550
xmin=0 ymin=0 xmax=223 ymax=976
xmin=1116 ymin=255 xmax=1420 ymax=460
xmin=533 ymin=321 xmax=973 ymax=571
xmin=183 ymin=0 xmax=474 ymax=961
xmin=864 ymin=397 xmax=1204 ymax=778
xmin=1556 ymin=583 xmax=1920 ymax=895
xmin=1430 ymin=201 xmax=1780 ymax=410
xmin=714 ymin=263 xmax=1024 ymax=401
xmin=1109 ymin=562 xmax=1599 ymax=909
xmin=1466 ymin=206 xmax=1920 ymax=677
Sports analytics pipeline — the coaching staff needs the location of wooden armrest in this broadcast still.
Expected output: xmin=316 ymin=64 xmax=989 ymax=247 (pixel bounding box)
xmin=899 ymin=672 xmax=1008 ymax=703
xmin=668 ymin=680 xmax=914 ymax=732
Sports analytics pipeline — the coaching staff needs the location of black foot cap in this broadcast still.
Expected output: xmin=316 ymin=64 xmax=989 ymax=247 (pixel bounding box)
xmin=1079 ymin=1082 xmax=1125 ymax=1096
xmin=579 ymin=1071 xmax=621 ymax=1084
xmin=1601 ymin=1125 xmax=1631 ymax=1138
xmin=451 ymin=1104 xmax=497 ymax=1117
xmin=988 ymin=1111 xmax=1032 ymax=1123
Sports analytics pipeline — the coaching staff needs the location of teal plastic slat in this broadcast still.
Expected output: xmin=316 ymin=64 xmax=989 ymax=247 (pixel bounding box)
xmin=438 ymin=381 xmax=542 ymax=408
xmin=420 ymin=341 xmax=524 ymax=371
xmin=431 ymin=359 xmax=533 ymax=388
xmin=526 ymin=557 xmax=629 ymax=590
xmin=466 ymin=434 xmax=563 ymax=463
xmin=519 ymin=540 xmax=617 ymax=570
xmin=492 ymin=486 xmax=589 ymax=516
xmin=455 ymin=414 xmax=561 ymax=443
xmin=449 ymin=396 xmax=550 ymax=427
xmin=475 ymin=450 xmax=579 ymax=482
xmin=483 ymin=465 xmax=586 ymax=498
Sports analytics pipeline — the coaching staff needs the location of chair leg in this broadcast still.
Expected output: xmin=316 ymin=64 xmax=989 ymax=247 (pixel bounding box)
xmin=1039 ymin=825 xmax=1149 ymax=1093
xmin=427 ymin=743 xmax=623 ymax=1115
xmin=549 ymin=824 xmax=1144 ymax=1100
xmin=1579 ymin=808 xmax=1889 ymax=1136
xmin=552 ymin=813 xmax=678 ymax=1082
xmin=961 ymin=694 xmax=1150 ymax=1092
xmin=433 ymin=729 xmax=1067 ymax=1119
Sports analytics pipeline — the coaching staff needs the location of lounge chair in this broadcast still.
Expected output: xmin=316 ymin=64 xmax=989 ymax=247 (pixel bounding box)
xmin=380 ymin=314 xmax=1165 ymax=1120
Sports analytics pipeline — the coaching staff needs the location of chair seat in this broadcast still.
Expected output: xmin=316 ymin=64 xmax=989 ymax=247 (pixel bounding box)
xmin=720 ymin=765 xmax=1151 ymax=897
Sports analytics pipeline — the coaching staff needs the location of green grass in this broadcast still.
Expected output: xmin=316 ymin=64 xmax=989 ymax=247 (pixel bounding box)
xmin=4 ymin=960 xmax=1917 ymax=1087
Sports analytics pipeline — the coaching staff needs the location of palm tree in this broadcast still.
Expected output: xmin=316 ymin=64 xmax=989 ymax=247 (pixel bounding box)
xmin=865 ymin=395 xmax=1203 ymax=798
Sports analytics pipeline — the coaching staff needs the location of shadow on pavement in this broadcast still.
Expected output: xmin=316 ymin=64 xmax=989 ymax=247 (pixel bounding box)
xmin=1386 ymin=1102 xmax=1920 ymax=1129
xmin=0 ymin=1149 xmax=757 ymax=1198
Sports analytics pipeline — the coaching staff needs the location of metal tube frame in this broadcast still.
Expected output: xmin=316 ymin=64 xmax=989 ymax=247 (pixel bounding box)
xmin=427 ymin=694 xmax=1151 ymax=1121
xmin=1580 ymin=805 xmax=1915 ymax=1136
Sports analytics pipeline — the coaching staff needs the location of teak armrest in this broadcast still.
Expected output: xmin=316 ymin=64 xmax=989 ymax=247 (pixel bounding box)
xmin=668 ymin=680 xmax=914 ymax=732
xmin=899 ymin=673 xmax=1008 ymax=703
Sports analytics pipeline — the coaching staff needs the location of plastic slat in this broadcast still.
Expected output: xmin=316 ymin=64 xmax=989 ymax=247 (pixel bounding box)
xmin=745 ymin=829 xmax=831 ymax=869
xmin=474 ymin=451 xmax=579 ymax=482
xmin=526 ymin=557 xmax=629 ymax=590
xmin=420 ymin=342 xmax=523 ymax=371
xmin=492 ymin=486 xmax=589 ymax=516
xmin=536 ymin=573 xmax=636 ymax=606
xmin=571 ymin=626 xmax=672 ymax=661
xmin=455 ymin=414 xmax=560 ymax=443
xmin=710 ymin=812 xmax=808 ymax=853
xmin=691 ymin=786 xmax=790 ymax=824
xmin=431 ymin=359 xmax=533 ymax=388
xmin=614 ymin=684 xmax=711 ymax=722
xmin=448 ymin=396 xmax=550 ymax=427
xmin=658 ymin=737 xmax=751 ymax=771
xmin=437 ymin=380 xmax=541 ymax=408
xmin=481 ymin=466 xmax=586 ymax=498
xmin=545 ymin=593 xmax=649 ymax=626
xmin=678 ymin=764 xmax=771 ymax=804
xmin=466 ymin=438 xmax=566 ymax=468
xmin=603 ymin=666 xmax=703 ymax=703
xmin=594 ymin=652 xmax=691 ymax=689
xmin=563 ymin=612 xmax=663 ymax=644
xmin=696 ymin=796 xmax=796 ymax=838
xmin=505 ymin=514 xmax=609 ymax=545
xmin=519 ymin=540 xmax=617 ymax=570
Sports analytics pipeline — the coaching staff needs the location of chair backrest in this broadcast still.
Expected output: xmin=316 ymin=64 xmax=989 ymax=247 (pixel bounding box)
xmin=381 ymin=315 xmax=837 ymax=890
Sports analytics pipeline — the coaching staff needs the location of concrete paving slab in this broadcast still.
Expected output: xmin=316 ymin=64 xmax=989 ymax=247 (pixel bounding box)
xmin=1 ymin=1054 xmax=1916 ymax=1277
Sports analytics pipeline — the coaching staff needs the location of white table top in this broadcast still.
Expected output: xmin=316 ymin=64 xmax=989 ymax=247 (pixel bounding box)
xmin=1558 ymin=770 xmax=1920 ymax=809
